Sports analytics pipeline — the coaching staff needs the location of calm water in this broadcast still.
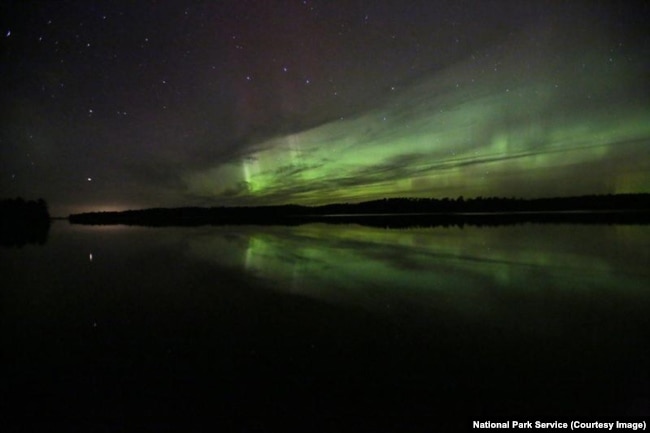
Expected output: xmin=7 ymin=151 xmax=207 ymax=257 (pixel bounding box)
xmin=2 ymin=221 xmax=649 ymax=430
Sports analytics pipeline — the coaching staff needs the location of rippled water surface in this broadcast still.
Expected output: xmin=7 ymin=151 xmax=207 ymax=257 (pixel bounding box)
xmin=2 ymin=221 xmax=649 ymax=430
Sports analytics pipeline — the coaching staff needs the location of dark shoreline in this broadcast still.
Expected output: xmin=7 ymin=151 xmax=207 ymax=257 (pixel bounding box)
xmin=67 ymin=194 xmax=650 ymax=228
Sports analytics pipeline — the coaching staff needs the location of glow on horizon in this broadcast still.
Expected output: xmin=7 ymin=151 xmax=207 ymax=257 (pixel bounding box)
xmin=61 ymin=203 xmax=139 ymax=217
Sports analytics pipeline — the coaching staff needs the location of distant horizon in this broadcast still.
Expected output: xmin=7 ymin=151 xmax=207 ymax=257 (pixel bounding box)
xmin=64 ymin=191 xmax=650 ymax=217
xmin=3 ymin=2 xmax=648 ymax=221
xmin=4 ymin=190 xmax=649 ymax=218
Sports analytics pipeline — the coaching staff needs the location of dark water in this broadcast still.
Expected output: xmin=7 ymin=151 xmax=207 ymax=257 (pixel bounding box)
xmin=2 ymin=222 xmax=649 ymax=431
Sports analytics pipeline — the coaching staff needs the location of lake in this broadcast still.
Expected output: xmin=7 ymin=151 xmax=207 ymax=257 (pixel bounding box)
xmin=2 ymin=221 xmax=649 ymax=430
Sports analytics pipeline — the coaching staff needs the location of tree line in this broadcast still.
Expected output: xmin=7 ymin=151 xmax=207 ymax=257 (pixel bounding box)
xmin=68 ymin=193 xmax=650 ymax=227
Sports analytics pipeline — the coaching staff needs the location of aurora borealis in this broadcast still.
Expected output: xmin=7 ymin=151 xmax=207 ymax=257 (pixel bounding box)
xmin=187 ymin=223 xmax=650 ymax=312
xmin=1 ymin=1 xmax=648 ymax=216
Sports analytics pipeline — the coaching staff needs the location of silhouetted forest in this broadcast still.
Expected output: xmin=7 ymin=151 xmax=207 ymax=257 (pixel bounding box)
xmin=68 ymin=193 xmax=650 ymax=228
xmin=0 ymin=197 xmax=51 ymax=246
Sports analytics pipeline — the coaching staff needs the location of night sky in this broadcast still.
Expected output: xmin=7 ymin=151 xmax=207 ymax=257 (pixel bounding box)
xmin=2 ymin=1 xmax=649 ymax=216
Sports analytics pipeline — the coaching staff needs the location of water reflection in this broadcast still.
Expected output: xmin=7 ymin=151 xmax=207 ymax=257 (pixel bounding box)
xmin=2 ymin=221 xmax=650 ymax=428
xmin=188 ymin=223 xmax=650 ymax=325
xmin=0 ymin=219 xmax=50 ymax=247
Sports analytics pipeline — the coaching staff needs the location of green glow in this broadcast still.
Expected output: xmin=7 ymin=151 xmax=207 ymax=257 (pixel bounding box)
xmin=184 ymin=37 xmax=650 ymax=204
xmin=187 ymin=224 xmax=650 ymax=319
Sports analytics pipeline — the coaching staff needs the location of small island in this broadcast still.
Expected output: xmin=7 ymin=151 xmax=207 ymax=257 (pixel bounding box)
xmin=68 ymin=193 xmax=650 ymax=228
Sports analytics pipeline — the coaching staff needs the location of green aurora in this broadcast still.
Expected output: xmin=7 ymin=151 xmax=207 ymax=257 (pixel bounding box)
xmin=185 ymin=31 xmax=650 ymax=205
xmin=3 ymin=2 xmax=648 ymax=215
xmin=187 ymin=223 xmax=650 ymax=320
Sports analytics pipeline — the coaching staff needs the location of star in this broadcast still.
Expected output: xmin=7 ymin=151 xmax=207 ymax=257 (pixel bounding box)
xmin=0 ymin=0 xmax=647 ymax=216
